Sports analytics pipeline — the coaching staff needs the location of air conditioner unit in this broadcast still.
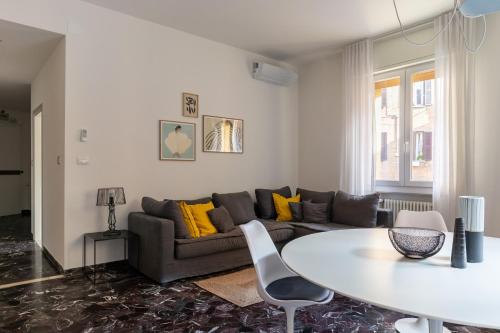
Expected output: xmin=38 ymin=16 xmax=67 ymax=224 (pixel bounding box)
xmin=252 ymin=62 xmax=298 ymax=86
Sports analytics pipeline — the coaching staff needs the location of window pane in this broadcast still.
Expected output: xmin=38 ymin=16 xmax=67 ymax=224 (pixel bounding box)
xmin=410 ymin=70 xmax=434 ymax=182
xmin=374 ymin=76 xmax=401 ymax=182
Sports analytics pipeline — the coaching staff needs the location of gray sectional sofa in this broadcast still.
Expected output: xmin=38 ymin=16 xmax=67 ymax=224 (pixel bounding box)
xmin=128 ymin=188 xmax=392 ymax=284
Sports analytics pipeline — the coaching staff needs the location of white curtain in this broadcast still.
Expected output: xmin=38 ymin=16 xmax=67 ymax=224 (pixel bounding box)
xmin=433 ymin=12 xmax=477 ymax=228
xmin=340 ymin=39 xmax=374 ymax=195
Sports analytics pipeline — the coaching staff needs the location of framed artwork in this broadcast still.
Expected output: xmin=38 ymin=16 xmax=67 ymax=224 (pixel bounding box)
xmin=182 ymin=92 xmax=199 ymax=118
xmin=203 ymin=115 xmax=243 ymax=153
xmin=160 ymin=120 xmax=195 ymax=161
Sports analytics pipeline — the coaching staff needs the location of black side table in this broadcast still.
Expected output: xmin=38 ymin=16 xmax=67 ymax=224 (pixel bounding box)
xmin=83 ymin=230 xmax=139 ymax=284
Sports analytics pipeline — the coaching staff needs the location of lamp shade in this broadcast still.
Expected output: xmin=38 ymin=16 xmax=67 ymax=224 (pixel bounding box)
xmin=96 ymin=187 xmax=126 ymax=206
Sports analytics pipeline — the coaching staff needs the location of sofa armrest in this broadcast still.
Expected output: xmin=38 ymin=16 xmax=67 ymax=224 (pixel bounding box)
xmin=128 ymin=212 xmax=175 ymax=282
xmin=376 ymin=208 xmax=393 ymax=228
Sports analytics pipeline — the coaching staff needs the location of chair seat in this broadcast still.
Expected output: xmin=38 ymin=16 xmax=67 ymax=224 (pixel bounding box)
xmin=265 ymin=276 xmax=330 ymax=302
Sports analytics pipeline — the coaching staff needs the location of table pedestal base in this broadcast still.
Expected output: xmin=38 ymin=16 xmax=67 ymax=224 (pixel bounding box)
xmin=395 ymin=317 xmax=450 ymax=333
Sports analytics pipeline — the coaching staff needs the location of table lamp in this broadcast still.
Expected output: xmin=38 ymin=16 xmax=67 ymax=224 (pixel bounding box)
xmin=96 ymin=187 xmax=126 ymax=236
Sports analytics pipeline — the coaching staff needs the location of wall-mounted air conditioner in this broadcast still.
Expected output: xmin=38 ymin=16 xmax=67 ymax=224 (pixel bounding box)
xmin=252 ymin=62 xmax=298 ymax=86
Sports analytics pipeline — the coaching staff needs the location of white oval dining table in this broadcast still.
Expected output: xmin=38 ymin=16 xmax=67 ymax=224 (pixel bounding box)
xmin=281 ymin=228 xmax=500 ymax=333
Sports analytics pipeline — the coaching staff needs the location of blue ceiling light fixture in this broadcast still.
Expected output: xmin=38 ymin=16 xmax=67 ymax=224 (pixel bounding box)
xmin=393 ymin=0 xmax=500 ymax=53
xmin=460 ymin=0 xmax=500 ymax=17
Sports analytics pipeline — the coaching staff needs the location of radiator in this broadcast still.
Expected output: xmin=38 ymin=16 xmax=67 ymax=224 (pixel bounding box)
xmin=382 ymin=199 xmax=433 ymax=225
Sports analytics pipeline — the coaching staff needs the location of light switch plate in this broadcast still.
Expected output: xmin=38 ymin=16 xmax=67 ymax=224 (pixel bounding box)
xmin=80 ymin=129 xmax=88 ymax=142
xmin=77 ymin=157 xmax=89 ymax=165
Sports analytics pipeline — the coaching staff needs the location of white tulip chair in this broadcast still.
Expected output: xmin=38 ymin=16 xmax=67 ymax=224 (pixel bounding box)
xmin=240 ymin=220 xmax=334 ymax=333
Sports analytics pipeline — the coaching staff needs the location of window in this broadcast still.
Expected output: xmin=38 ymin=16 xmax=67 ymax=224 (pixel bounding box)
xmin=374 ymin=63 xmax=435 ymax=188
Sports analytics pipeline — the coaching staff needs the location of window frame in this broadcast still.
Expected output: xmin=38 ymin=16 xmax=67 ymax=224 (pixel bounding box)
xmin=374 ymin=69 xmax=406 ymax=188
xmin=374 ymin=62 xmax=434 ymax=190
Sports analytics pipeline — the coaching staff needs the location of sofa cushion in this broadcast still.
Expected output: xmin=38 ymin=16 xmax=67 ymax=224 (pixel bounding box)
xmin=289 ymin=222 xmax=358 ymax=232
xmin=179 ymin=201 xmax=200 ymax=238
xmin=212 ymin=191 xmax=257 ymax=225
xmin=273 ymin=193 xmax=300 ymax=222
xmin=180 ymin=197 xmax=212 ymax=205
xmin=142 ymin=197 xmax=189 ymax=239
xmin=289 ymin=221 xmax=358 ymax=238
xmin=255 ymin=186 xmax=292 ymax=219
xmin=175 ymin=220 xmax=293 ymax=259
xmin=302 ymin=201 xmax=329 ymax=223
xmin=288 ymin=202 xmax=304 ymax=221
xmin=332 ymin=191 xmax=380 ymax=228
xmin=296 ymin=188 xmax=335 ymax=220
xmin=207 ymin=206 xmax=236 ymax=233
xmin=188 ymin=201 xmax=217 ymax=237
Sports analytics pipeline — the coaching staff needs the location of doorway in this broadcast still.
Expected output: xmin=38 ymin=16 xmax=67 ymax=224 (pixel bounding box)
xmin=0 ymin=19 xmax=64 ymax=288
xmin=33 ymin=106 xmax=42 ymax=247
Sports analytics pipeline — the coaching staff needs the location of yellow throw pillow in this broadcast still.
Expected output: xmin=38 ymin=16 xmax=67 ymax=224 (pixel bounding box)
xmin=273 ymin=193 xmax=301 ymax=222
xmin=179 ymin=201 xmax=200 ymax=238
xmin=187 ymin=201 xmax=217 ymax=237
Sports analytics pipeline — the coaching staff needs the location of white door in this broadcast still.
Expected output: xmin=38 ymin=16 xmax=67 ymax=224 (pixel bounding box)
xmin=33 ymin=110 xmax=42 ymax=246
xmin=0 ymin=121 xmax=23 ymax=216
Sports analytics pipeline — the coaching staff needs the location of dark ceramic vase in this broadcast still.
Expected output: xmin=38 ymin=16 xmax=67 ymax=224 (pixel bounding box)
xmin=465 ymin=231 xmax=484 ymax=263
xmin=451 ymin=218 xmax=467 ymax=269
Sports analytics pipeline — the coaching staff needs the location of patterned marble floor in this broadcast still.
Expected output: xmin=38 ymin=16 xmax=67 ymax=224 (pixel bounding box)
xmin=0 ymin=215 xmax=60 ymax=285
xmin=0 ymin=262 xmax=498 ymax=333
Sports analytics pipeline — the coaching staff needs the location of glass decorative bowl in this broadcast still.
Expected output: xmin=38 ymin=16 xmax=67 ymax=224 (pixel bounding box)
xmin=388 ymin=227 xmax=446 ymax=259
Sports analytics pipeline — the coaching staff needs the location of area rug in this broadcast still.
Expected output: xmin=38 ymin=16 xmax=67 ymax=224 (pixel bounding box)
xmin=194 ymin=267 xmax=263 ymax=307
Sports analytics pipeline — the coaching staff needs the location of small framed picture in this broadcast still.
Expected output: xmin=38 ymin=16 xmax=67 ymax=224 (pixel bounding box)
xmin=160 ymin=120 xmax=196 ymax=161
xmin=203 ymin=115 xmax=243 ymax=153
xmin=182 ymin=92 xmax=199 ymax=118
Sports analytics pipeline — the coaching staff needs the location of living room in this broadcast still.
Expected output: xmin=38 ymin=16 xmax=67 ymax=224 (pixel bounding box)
xmin=0 ymin=0 xmax=499 ymax=332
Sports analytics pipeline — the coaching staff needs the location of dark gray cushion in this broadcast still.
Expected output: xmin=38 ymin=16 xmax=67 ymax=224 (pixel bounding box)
xmin=180 ymin=197 xmax=212 ymax=205
xmin=265 ymin=276 xmax=330 ymax=302
xmin=212 ymin=191 xmax=257 ymax=225
xmin=332 ymin=191 xmax=380 ymax=228
xmin=297 ymin=188 xmax=335 ymax=220
xmin=208 ymin=206 xmax=235 ymax=233
xmin=288 ymin=222 xmax=358 ymax=232
xmin=302 ymin=201 xmax=329 ymax=223
xmin=288 ymin=202 xmax=303 ymax=221
xmin=174 ymin=220 xmax=293 ymax=259
xmin=141 ymin=197 xmax=189 ymax=239
xmin=255 ymin=186 xmax=292 ymax=219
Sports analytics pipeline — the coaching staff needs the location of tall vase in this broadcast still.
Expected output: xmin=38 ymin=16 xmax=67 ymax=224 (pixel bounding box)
xmin=458 ymin=196 xmax=485 ymax=263
xmin=451 ymin=218 xmax=467 ymax=269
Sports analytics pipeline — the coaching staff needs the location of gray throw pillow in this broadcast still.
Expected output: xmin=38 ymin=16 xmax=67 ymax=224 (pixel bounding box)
xmin=288 ymin=202 xmax=303 ymax=221
xmin=332 ymin=191 xmax=380 ymax=228
xmin=207 ymin=206 xmax=235 ymax=233
xmin=212 ymin=191 xmax=257 ymax=225
xmin=141 ymin=197 xmax=189 ymax=239
xmin=302 ymin=201 xmax=329 ymax=223
xmin=296 ymin=188 xmax=335 ymax=221
xmin=255 ymin=186 xmax=292 ymax=219
xmin=178 ymin=197 xmax=212 ymax=205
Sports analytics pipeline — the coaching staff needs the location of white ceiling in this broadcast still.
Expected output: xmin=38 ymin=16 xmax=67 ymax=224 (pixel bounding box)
xmin=83 ymin=0 xmax=453 ymax=60
xmin=0 ymin=19 xmax=62 ymax=111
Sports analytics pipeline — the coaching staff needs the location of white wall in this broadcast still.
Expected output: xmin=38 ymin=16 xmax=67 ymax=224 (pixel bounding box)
xmin=474 ymin=12 xmax=500 ymax=237
xmin=298 ymin=53 xmax=343 ymax=191
xmin=31 ymin=39 xmax=66 ymax=265
xmin=0 ymin=0 xmax=298 ymax=269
